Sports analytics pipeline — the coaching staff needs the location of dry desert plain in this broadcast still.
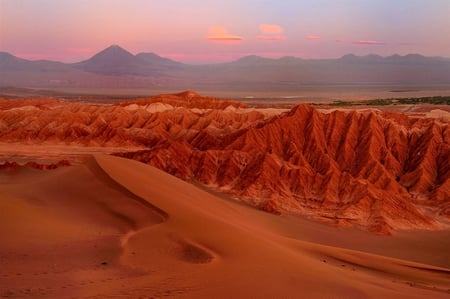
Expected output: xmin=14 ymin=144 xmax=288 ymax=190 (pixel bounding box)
xmin=0 ymin=91 xmax=449 ymax=298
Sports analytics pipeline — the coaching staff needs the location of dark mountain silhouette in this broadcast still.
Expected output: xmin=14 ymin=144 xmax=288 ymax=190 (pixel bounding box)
xmin=72 ymin=45 xmax=183 ymax=76
xmin=1 ymin=45 xmax=449 ymax=88
xmin=216 ymin=54 xmax=450 ymax=84
xmin=73 ymin=45 xmax=138 ymax=75
xmin=0 ymin=51 xmax=74 ymax=72
xmin=136 ymin=52 xmax=183 ymax=67
xmin=230 ymin=55 xmax=275 ymax=65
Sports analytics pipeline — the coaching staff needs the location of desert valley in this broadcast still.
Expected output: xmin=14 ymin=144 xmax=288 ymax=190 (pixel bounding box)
xmin=0 ymin=90 xmax=449 ymax=298
xmin=2 ymin=0 xmax=450 ymax=297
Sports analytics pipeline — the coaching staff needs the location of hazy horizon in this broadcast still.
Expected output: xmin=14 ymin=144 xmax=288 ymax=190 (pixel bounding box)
xmin=1 ymin=0 xmax=449 ymax=63
xmin=3 ymin=44 xmax=450 ymax=65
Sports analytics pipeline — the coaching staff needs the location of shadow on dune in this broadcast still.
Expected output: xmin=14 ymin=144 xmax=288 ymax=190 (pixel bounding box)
xmin=85 ymin=156 xmax=169 ymax=223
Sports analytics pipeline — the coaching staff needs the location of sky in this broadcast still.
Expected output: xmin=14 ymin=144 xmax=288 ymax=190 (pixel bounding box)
xmin=0 ymin=0 xmax=449 ymax=63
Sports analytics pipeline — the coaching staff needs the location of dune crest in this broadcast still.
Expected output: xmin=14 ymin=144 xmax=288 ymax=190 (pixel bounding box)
xmin=94 ymin=154 xmax=450 ymax=298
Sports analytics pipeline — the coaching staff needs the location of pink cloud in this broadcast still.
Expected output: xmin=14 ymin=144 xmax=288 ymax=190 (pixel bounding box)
xmin=256 ymin=35 xmax=287 ymax=41
xmin=257 ymin=24 xmax=286 ymax=41
xmin=206 ymin=36 xmax=243 ymax=41
xmin=306 ymin=35 xmax=321 ymax=40
xmin=206 ymin=26 xmax=243 ymax=43
xmin=335 ymin=39 xmax=346 ymax=43
xmin=259 ymin=24 xmax=284 ymax=35
xmin=353 ymin=40 xmax=386 ymax=45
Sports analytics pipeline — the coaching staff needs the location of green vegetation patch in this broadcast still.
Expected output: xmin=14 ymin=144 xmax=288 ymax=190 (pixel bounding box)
xmin=330 ymin=96 xmax=450 ymax=106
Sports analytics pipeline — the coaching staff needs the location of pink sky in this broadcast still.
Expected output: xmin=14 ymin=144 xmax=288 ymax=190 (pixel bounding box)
xmin=0 ymin=0 xmax=449 ymax=63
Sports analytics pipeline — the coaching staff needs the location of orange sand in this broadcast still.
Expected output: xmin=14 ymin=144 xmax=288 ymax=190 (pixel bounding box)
xmin=0 ymin=155 xmax=449 ymax=298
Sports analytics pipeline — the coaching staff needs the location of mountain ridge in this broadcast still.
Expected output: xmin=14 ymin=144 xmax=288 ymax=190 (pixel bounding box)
xmin=3 ymin=45 xmax=450 ymax=65
xmin=1 ymin=45 xmax=450 ymax=88
xmin=72 ymin=45 xmax=183 ymax=76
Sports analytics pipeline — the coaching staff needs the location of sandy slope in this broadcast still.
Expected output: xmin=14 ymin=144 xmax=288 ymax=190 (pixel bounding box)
xmin=0 ymin=155 xmax=449 ymax=298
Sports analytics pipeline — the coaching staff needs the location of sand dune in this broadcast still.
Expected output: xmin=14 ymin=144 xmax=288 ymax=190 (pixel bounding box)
xmin=1 ymin=155 xmax=449 ymax=298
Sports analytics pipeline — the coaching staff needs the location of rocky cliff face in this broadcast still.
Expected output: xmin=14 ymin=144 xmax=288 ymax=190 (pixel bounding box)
xmin=0 ymin=93 xmax=448 ymax=234
xmin=115 ymin=105 xmax=450 ymax=234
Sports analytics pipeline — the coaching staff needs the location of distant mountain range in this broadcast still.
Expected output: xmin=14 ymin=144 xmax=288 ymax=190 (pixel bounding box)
xmin=72 ymin=45 xmax=183 ymax=76
xmin=1 ymin=45 xmax=450 ymax=90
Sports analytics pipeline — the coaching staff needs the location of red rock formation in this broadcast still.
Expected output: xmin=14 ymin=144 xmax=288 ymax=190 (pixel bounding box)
xmin=118 ymin=90 xmax=247 ymax=109
xmin=115 ymin=104 xmax=450 ymax=234
xmin=0 ymin=161 xmax=20 ymax=170
xmin=0 ymin=92 xmax=448 ymax=234
xmin=0 ymin=95 xmax=264 ymax=146
xmin=0 ymin=160 xmax=70 ymax=170
xmin=0 ymin=98 xmax=61 ymax=110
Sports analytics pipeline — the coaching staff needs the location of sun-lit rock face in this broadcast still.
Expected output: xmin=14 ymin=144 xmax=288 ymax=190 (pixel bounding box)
xmin=117 ymin=91 xmax=248 ymax=109
xmin=0 ymin=92 xmax=448 ymax=234
xmin=116 ymin=104 xmax=450 ymax=234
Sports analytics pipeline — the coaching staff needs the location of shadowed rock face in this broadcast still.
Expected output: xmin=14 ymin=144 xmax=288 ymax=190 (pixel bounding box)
xmin=0 ymin=93 xmax=448 ymax=234
xmin=0 ymin=160 xmax=70 ymax=170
